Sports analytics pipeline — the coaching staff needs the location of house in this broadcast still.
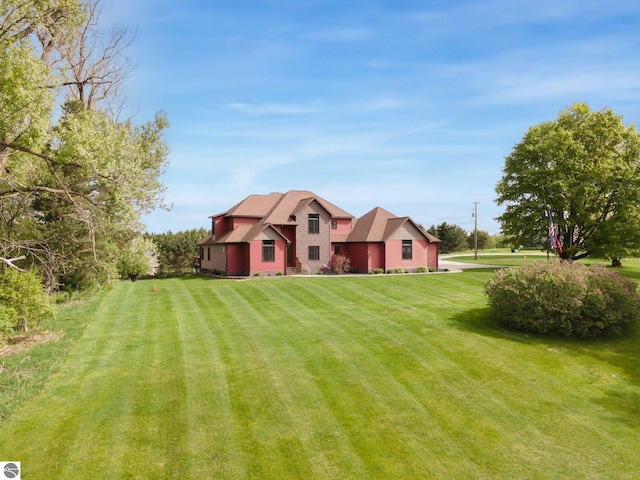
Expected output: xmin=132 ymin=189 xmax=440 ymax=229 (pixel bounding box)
xmin=197 ymin=190 xmax=440 ymax=276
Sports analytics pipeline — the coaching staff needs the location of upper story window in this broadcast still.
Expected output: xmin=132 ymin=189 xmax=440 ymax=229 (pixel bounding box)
xmin=402 ymin=240 xmax=412 ymax=260
xmin=308 ymin=213 xmax=320 ymax=234
xmin=262 ymin=240 xmax=275 ymax=262
xmin=331 ymin=220 xmax=337 ymax=229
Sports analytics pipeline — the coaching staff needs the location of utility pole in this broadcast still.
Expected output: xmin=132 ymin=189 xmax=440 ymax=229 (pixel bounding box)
xmin=473 ymin=202 xmax=479 ymax=260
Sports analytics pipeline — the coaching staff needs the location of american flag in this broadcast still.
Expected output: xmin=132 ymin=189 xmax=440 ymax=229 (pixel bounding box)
xmin=547 ymin=209 xmax=563 ymax=254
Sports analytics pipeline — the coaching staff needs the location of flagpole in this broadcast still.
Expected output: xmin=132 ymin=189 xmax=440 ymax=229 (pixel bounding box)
xmin=546 ymin=207 xmax=550 ymax=262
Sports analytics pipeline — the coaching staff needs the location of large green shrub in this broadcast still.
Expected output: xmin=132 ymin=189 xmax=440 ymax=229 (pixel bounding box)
xmin=484 ymin=262 xmax=640 ymax=337
xmin=0 ymin=269 xmax=54 ymax=337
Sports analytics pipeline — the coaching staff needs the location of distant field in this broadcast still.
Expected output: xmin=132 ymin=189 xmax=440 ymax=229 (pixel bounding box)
xmin=1 ymin=273 xmax=639 ymax=479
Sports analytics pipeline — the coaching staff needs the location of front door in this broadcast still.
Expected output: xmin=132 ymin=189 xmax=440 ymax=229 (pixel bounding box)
xmin=286 ymin=245 xmax=293 ymax=267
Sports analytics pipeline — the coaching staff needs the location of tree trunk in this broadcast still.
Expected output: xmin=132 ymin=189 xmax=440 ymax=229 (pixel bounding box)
xmin=611 ymin=257 xmax=622 ymax=267
xmin=0 ymin=146 xmax=9 ymax=176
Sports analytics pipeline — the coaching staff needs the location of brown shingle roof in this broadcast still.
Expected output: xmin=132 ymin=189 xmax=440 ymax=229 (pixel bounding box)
xmin=197 ymin=234 xmax=216 ymax=245
xmin=263 ymin=190 xmax=354 ymax=225
xmin=212 ymin=190 xmax=353 ymax=224
xmin=214 ymin=223 xmax=290 ymax=244
xmin=347 ymin=207 xmax=440 ymax=243
xmin=348 ymin=207 xmax=395 ymax=242
xmin=212 ymin=192 xmax=282 ymax=218
xmin=215 ymin=224 xmax=255 ymax=243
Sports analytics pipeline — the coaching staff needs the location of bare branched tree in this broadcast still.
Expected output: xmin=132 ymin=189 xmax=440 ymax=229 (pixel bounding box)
xmin=51 ymin=0 xmax=135 ymax=111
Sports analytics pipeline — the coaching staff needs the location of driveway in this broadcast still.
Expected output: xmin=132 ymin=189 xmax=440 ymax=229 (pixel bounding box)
xmin=438 ymin=258 xmax=504 ymax=272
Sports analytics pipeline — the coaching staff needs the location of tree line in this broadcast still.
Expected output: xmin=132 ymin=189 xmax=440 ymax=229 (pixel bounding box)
xmin=1 ymin=0 xmax=169 ymax=292
xmin=419 ymin=223 xmax=504 ymax=254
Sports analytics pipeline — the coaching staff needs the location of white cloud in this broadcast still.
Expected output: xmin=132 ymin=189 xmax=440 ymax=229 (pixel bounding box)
xmin=226 ymin=101 xmax=326 ymax=116
xmin=410 ymin=0 xmax=636 ymax=33
xmin=482 ymin=69 xmax=640 ymax=105
xmin=301 ymin=27 xmax=374 ymax=42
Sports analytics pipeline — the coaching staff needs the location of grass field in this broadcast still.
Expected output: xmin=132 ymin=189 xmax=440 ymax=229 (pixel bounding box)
xmin=444 ymin=250 xmax=551 ymax=267
xmin=1 ymin=272 xmax=640 ymax=479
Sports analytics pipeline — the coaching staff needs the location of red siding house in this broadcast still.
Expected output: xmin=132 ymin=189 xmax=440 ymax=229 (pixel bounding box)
xmin=197 ymin=190 xmax=440 ymax=276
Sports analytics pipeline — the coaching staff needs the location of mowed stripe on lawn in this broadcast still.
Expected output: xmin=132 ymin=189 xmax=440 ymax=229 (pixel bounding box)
xmin=1 ymin=273 xmax=639 ymax=479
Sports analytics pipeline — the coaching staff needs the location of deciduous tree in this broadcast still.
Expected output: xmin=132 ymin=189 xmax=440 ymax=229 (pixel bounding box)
xmin=495 ymin=102 xmax=640 ymax=265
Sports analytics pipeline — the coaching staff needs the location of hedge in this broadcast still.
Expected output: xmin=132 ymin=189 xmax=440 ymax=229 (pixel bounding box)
xmin=484 ymin=262 xmax=640 ymax=337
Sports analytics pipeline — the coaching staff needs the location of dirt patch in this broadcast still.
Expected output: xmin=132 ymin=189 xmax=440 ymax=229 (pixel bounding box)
xmin=0 ymin=331 xmax=63 ymax=357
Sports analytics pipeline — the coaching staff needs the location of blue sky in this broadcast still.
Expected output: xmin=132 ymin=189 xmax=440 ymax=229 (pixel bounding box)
xmin=102 ymin=0 xmax=640 ymax=235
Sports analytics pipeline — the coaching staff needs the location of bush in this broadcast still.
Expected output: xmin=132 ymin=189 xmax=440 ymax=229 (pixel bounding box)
xmin=0 ymin=269 xmax=54 ymax=336
xmin=331 ymin=255 xmax=351 ymax=274
xmin=0 ymin=304 xmax=16 ymax=338
xmin=484 ymin=262 xmax=640 ymax=337
xmin=416 ymin=266 xmax=428 ymax=273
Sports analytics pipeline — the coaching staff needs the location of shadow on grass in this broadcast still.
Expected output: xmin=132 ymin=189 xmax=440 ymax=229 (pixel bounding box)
xmin=450 ymin=306 xmax=640 ymax=427
xmin=448 ymin=306 xmax=533 ymax=344
xmin=613 ymin=267 xmax=640 ymax=282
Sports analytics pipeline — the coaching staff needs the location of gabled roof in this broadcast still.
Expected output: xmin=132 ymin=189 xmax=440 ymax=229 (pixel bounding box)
xmin=199 ymin=223 xmax=290 ymax=245
xmin=263 ymin=190 xmax=353 ymax=225
xmin=207 ymin=190 xmax=354 ymax=246
xmin=212 ymin=190 xmax=354 ymax=224
xmin=347 ymin=207 xmax=440 ymax=243
xmin=348 ymin=207 xmax=395 ymax=242
xmin=211 ymin=192 xmax=282 ymax=219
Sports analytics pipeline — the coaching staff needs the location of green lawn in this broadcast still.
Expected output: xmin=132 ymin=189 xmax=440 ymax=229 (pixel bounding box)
xmin=1 ymin=273 xmax=639 ymax=479
xmin=445 ymin=251 xmax=551 ymax=266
